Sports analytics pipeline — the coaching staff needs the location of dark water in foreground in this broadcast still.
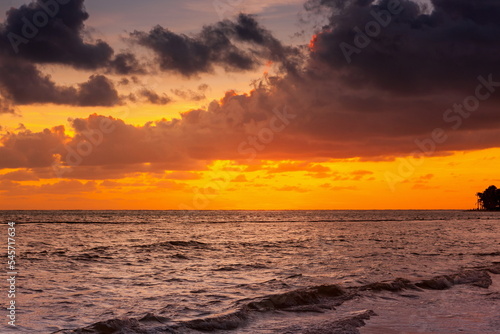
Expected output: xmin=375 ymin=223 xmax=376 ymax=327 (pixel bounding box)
xmin=1 ymin=210 xmax=499 ymax=333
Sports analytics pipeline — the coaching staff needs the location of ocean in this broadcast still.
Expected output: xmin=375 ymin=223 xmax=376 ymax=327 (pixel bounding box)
xmin=1 ymin=210 xmax=499 ymax=333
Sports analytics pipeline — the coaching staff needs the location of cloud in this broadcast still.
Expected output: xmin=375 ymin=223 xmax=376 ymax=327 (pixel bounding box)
xmin=0 ymin=88 xmax=291 ymax=170
xmin=0 ymin=0 xmax=125 ymax=108
xmin=131 ymin=14 xmax=298 ymax=76
xmin=0 ymin=179 xmax=96 ymax=195
xmin=171 ymin=88 xmax=206 ymax=101
xmin=267 ymin=161 xmax=331 ymax=173
xmin=2 ymin=81 xmax=500 ymax=173
xmin=306 ymin=0 xmax=500 ymax=93
xmin=2 ymin=0 xmax=500 ymax=171
xmin=77 ymin=75 xmax=121 ymax=106
xmin=0 ymin=125 xmax=67 ymax=168
xmin=108 ymin=52 xmax=146 ymax=75
xmin=0 ymin=0 xmax=144 ymax=74
xmin=0 ymin=170 xmax=39 ymax=181
xmin=0 ymin=97 xmax=16 ymax=114
xmin=0 ymin=59 xmax=76 ymax=105
xmin=0 ymin=0 xmax=112 ymax=69
xmin=30 ymin=164 xmax=178 ymax=180
xmin=312 ymin=170 xmax=375 ymax=181
xmin=165 ymin=171 xmax=201 ymax=180
xmin=137 ymin=89 xmax=171 ymax=105
xmin=350 ymin=170 xmax=374 ymax=180
xmin=0 ymin=59 xmax=122 ymax=107
xmin=0 ymin=0 xmax=145 ymax=109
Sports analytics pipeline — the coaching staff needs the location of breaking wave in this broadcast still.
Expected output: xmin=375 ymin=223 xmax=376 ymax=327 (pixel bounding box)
xmin=55 ymin=263 xmax=499 ymax=334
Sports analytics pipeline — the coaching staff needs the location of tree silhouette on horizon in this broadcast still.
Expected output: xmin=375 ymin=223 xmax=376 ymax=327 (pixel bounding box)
xmin=477 ymin=185 xmax=500 ymax=211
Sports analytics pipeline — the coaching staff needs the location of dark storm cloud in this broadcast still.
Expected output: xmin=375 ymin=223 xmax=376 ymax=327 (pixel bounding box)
xmin=109 ymin=52 xmax=146 ymax=75
xmin=0 ymin=0 xmax=145 ymax=108
xmin=131 ymin=14 xmax=298 ymax=76
xmin=0 ymin=0 xmax=144 ymax=74
xmin=0 ymin=59 xmax=122 ymax=107
xmin=0 ymin=0 xmax=113 ymax=69
xmin=77 ymin=75 xmax=121 ymax=106
xmin=0 ymin=59 xmax=77 ymax=105
xmin=306 ymin=0 xmax=500 ymax=93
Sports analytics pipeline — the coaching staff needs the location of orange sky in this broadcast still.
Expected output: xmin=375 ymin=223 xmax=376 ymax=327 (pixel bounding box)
xmin=1 ymin=0 xmax=499 ymax=210
xmin=1 ymin=146 xmax=498 ymax=210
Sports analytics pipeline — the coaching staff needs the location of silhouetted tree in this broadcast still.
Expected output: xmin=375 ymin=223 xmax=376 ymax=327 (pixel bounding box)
xmin=477 ymin=185 xmax=500 ymax=210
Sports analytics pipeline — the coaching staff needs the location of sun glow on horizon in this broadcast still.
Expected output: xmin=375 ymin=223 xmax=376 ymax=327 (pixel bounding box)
xmin=1 ymin=147 xmax=499 ymax=210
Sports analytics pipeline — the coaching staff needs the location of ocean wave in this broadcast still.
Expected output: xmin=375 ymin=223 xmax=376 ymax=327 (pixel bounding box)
xmin=475 ymin=251 xmax=500 ymax=256
xmin=133 ymin=240 xmax=209 ymax=250
xmin=69 ymin=253 xmax=114 ymax=261
xmin=55 ymin=263 xmax=499 ymax=334
xmin=18 ymin=249 xmax=67 ymax=260
xmin=213 ymin=263 xmax=270 ymax=272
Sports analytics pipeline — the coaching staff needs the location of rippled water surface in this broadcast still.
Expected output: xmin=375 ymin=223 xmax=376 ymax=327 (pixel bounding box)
xmin=1 ymin=210 xmax=499 ymax=333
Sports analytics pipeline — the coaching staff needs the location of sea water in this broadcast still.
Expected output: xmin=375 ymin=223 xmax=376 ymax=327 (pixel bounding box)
xmin=1 ymin=210 xmax=499 ymax=333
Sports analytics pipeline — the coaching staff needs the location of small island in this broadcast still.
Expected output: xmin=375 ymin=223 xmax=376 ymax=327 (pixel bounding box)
xmin=476 ymin=185 xmax=500 ymax=211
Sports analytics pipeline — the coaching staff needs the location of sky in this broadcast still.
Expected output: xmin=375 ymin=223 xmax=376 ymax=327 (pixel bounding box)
xmin=0 ymin=0 xmax=499 ymax=210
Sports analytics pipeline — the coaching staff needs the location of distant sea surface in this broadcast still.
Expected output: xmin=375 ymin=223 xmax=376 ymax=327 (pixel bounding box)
xmin=1 ymin=210 xmax=499 ymax=333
